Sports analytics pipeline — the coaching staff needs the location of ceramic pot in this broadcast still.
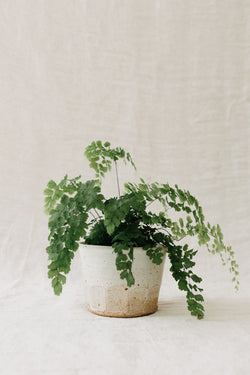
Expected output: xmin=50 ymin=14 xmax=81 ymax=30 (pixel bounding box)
xmin=79 ymin=244 xmax=166 ymax=318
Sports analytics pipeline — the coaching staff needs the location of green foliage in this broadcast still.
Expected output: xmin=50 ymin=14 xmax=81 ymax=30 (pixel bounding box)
xmin=44 ymin=140 xmax=239 ymax=319
xmin=103 ymin=193 xmax=146 ymax=235
xmin=44 ymin=175 xmax=81 ymax=214
xmin=45 ymin=180 xmax=104 ymax=294
xmin=84 ymin=140 xmax=136 ymax=183
xmin=84 ymin=220 xmax=112 ymax=246
xmin=166 ymin=240 xmax=204 ymax=318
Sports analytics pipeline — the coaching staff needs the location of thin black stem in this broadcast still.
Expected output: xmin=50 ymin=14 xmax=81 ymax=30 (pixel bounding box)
xmin=146 ymin=199 xmax=156 ymax=208
xmin=208 ymin=230 xmax=217 ymax=240
xmin=115 ymin=161 xmax=120 ymax=197
xmin=89 ymin=210 xmax=97 ymax=220
xmin=146 ymin=197 xmax=170 ymax=211
xmin=160 ymin=226 xmax=187 ymax=242
xmin=94 ymin=208 xmax=102 ymax=219
xmin=174 ymin=235 xmax=188 ymax=242
xmin=159 ymin=227 xmax=172 ymax=237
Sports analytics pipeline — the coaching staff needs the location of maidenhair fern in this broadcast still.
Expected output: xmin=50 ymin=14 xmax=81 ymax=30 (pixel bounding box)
xmin=44 ymin=140 xmax=239 ymax=319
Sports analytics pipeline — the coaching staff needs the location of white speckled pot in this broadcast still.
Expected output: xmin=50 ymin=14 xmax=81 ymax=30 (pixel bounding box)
xmin=79 ymin=244 xmax=166 ymax=318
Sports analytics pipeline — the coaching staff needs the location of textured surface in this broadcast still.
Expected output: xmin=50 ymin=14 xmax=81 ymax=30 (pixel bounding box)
xmin=80 ymin=245 xmax=165 ymax=317
xmin=0 ymin=1 xmax=250 ymax=374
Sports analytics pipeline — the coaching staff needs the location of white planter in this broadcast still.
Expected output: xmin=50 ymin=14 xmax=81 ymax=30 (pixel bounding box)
xmin=79 ymin=244 xmax=166 ymax=317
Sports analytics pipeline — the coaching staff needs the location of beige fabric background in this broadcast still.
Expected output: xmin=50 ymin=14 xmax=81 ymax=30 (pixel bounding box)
xmin=0 ymin=1 xmax=250 ymax=374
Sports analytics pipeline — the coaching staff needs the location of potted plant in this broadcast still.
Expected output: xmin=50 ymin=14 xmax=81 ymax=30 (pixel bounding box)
xmin=44 ymin=140 xmax=239 ymax=319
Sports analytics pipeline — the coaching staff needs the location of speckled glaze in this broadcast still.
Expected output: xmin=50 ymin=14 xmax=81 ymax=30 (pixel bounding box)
xmin=79 ymin=244 xmax=166 ymax=317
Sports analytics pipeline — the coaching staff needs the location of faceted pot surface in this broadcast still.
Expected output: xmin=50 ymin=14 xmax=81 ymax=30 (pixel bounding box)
xmin=79 ymin=244 xmax=166 ymax=317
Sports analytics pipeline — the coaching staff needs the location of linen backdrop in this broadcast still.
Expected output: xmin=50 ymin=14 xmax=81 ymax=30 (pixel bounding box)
xmin=0 ymin=1 xmax=250 ymax=374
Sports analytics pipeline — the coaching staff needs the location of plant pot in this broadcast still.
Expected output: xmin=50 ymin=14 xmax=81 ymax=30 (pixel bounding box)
xmin=79 ymin=244 xmax=166 ymax=318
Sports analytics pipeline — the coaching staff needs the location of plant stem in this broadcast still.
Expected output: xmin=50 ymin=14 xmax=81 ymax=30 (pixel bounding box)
xmin=174 ymin=235 xmax=188 ymax=242
xmin=94 ymin=208 xmax=102 ymax=219
xmin=159 ymin=227 xmax=172 ymax=237
xmin=89 ymin=210 xmax=97 ymax=220
xmin=115 ymin=161 xmax=121 ymax=197
xmin=146 ymin=199 xmax=156 ymax=208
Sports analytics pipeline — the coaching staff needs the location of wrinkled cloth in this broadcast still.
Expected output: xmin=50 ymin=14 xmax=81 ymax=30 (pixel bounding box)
xmin=0 ymin=0 xmax=250 ymax=374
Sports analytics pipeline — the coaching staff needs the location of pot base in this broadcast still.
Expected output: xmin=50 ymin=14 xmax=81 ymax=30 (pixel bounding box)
xmin=86 ymin=303 xmax=158 ymax=318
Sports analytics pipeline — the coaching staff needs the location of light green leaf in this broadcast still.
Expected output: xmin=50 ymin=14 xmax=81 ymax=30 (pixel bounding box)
xmin=47 ymin=180 xmax=57 ymax=189
xmin=44 ymin=188 xmax=53 ymax=196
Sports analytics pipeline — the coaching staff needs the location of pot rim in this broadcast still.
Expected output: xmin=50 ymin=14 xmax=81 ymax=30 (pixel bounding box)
xmin=79 ymin=243 xmax=167 ymax=252
xmin=79 ymin=243 xmax=145 ymax=250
